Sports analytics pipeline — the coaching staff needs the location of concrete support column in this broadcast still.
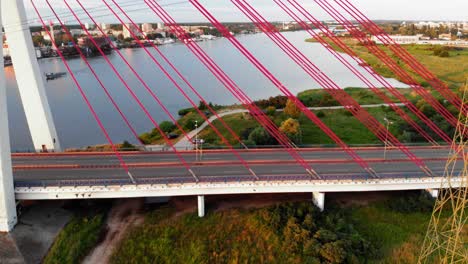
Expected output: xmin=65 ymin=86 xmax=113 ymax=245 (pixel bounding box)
xmin=197 ymin=195 xmax=205 ymax=217
xmin=312 ymin=192 xmax=325 ymax=212
xmin=0 ymin=7 xmax=18 ymax=231
xmin=427 ymin=189 xmax=439 ymax=199
xmin=2 ymin=0 xmax=61 ymax=152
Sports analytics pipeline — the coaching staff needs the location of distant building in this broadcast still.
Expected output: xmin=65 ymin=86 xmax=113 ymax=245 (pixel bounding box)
xmin=123 ymin=23 xmax=141 ymax=39
xmin=101 ymin=23 xmax=110 ymax=31
xmin=439 ymin=33 xmax=452 ymax=40
xmin=371 ymin=35 xmax=420 ymax=44
xmin=69 ymin=29 xmax=83 ymax=37
xmin=141 ymin=23 xmax=153 ymax=33
xmin=157 ymin=22 xmax=164 ymax=29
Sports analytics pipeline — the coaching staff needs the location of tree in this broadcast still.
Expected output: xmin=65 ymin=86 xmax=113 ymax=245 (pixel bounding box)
xmin=159 ymin=121 xmax=176 ymax=134
xmin=319 ymin=241 xmax=347 ymax=263
xmin=279 ymin=118 xmax=300 ymax=135
xmin=282 ymin=217 xmax=311 ymax=254
xmin=32 ymin=35 xmax=45 ymax=47
xmin=198 ymin=101 xmax=208 ymax=110
xmin=266 ymin=106 xmax=276 ymax=116
xmin=284 ymin=99 xmax=301 ymax=118
xmin=279 ymin=118 xmax=302 ymax=144
xmin=248 ymin=126 xmax=275 ymax=145
xmin=120 ymin=141 xmax=137 ymax=151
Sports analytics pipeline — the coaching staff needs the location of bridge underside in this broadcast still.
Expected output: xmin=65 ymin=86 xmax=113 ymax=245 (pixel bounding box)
xmin=15 ymin=177 xmax=461 ymax=200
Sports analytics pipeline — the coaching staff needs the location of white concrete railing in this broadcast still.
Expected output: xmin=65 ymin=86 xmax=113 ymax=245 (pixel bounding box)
xmin=15 ymin=177 xmax=462 ymax=200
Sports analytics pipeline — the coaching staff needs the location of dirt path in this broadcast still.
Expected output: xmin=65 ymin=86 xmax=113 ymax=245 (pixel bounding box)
xmin=83 ymin=199 xmax=144 ymax=264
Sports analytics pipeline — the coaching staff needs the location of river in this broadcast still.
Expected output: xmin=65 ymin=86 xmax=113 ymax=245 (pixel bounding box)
xmin=5 ymin=31 xmax=408 ymax=151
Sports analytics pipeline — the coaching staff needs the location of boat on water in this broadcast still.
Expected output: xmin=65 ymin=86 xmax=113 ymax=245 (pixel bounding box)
xmin=45 ymin=72 xmax=67 ymax=81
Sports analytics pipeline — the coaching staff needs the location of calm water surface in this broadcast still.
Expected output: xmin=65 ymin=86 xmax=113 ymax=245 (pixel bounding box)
xmin=6 ymin=31 xmax=408 ymax=151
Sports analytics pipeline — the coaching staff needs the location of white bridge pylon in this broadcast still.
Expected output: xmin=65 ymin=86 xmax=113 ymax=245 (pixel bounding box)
xmin=1 ymin=0 xmax=62 ymax=231
xmin=0 ymin=1 xmax=17 ymax=232
xmin=2 ymin=0 xmax=61 ymax=152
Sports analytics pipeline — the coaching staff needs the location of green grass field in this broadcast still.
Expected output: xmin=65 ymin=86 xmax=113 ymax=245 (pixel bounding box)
xmin=306 ymin=38 xmax=467 ymax=90
xmin=43 ymin=215 xmax=105 ymax=264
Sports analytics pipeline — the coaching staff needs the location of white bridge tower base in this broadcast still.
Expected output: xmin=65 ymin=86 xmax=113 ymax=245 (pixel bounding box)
xmin=2 ymin=0 xmax=61 ymax=152
xmin=0 ymin=3 xmax=17 ymax=231
xmin=312 ymin=192 xmax=325 ymax=212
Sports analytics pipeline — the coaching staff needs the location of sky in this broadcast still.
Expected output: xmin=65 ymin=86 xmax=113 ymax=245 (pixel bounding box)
xmin=11 ymin=0 xmax=468 ymax=26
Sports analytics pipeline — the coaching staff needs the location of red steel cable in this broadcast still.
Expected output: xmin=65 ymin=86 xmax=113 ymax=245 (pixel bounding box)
xmin=237 ymin=0 xmax=441 ymax=145
xmin=314 ymin=0 xmax=460 ymax=128
xmin=334 ymin=0 xmax=466 ymax=115
xmin=31 ymin=0 xmax=136 ymax=183
xmin=229 ymin=0 xmax=431 ymax=175
xmin=62 ymin=0 xmax=199 ymax=181
xmin=187 ymin=0 xmax=436 ymax=176
xmin=100 ymin=0 xmax=258 ymax=179
xmin=275 ymin=0 xmax=452 ymax=144
xmin=110 ymin=0 xmax=248 ymax=150
xmin=42 ymin=2 xmax=144 ymax=146
xmin=147 ymin=0 xmax=382 ymax=178
xmin=144 ymin=0 xmax=324 ymax=179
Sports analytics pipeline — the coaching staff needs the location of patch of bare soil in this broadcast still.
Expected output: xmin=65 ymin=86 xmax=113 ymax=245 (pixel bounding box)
xmin=83 ymin=199 xmax=144 ymax=264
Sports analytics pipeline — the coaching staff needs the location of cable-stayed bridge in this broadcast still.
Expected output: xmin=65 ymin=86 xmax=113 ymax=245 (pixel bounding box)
xmin=0 ymin=0 xmax=465 ymax=232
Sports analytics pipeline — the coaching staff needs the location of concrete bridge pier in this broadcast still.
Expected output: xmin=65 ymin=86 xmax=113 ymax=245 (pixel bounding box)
xmin=0 ymin=6 xmax=17 ymax=231
xmin=312 ymin=192 xmax=325 ymax=212
xmin=197 ymin=196 xmax=205 ymax=217
xmin=2 ymin=0 xmax=61 ymax=152
xmin=427 ymin=189 xmax=439 ymax=198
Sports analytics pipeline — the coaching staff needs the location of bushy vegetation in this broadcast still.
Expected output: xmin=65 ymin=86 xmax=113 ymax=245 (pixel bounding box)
xmin=385 ymin=190 xmax=435 ymax=213
xmin=44 ymin=215 xmax=105 ymax=264
xmin=433 ymin=46 xmax=450 ymax=57
xmin=255 ymin=95 xmax=288 ymax=109
xmin=119 ymin=141 xmax=138 ymax=151
xmin=308 ymin=38 xmax=467 ymax=90
xmin=111 ymin=202 xmax=374 ymax=264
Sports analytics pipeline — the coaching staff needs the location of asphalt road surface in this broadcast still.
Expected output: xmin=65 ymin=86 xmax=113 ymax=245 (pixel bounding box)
xmin=12 ymin=147 xmax=462 ymax=187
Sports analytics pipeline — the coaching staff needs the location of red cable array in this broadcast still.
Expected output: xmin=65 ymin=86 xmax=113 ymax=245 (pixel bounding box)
xmin=144 ymin=0 xmax=327 ymax=179
xmin=274 ymin=0 xmax=452 ymax=144
xmin=109 ymin=0 xmax=248 ymax=150
xmin=146 ymin=0 xmax=383 ymax=178
xmin=314 ymin=0 xmax=460 ymax=128
xmin=30 ymin=0 xmax=136 ymax=183
xmin=99 ymin=0 xmax=257 ymax=179
xmin=40 ymin=1 xmax=144 ymax=146
xmin=61 ymin=0 xmax=199 ymax=181
xmin=232 ymin=0 xmax=430 ymax=173
xmin=334 ymin=0 xmax=466 ymax=115
xmin=188 ymin=0 xmax=433 ymax=176
xmin=235 ymin=0 xmax=441 ymax=146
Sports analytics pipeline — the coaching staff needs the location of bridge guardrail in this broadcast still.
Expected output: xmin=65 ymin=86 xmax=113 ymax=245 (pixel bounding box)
xmin=14 ymin=171 xmax=451 ymax=189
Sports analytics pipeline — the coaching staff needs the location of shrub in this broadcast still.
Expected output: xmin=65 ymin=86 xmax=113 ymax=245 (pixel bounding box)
xmin=316 ymin=111 xmax=326 ymax=118
xmin=178 ymin=107 xmax=194 ymax=116
xmin=266 ymin=106 xmax=276 ymax=116
xmin=248 ymin=126 xmax=276 ymax=145
xmin=159 ymin=121 xmax=176 ymax=134
xmin=386 ymin=191 xmax=435 ymax=213
xmin=120 ymin=141 xmax=137 ymax=151
xmin=284 ymin=99 xmax=301 ymax=118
